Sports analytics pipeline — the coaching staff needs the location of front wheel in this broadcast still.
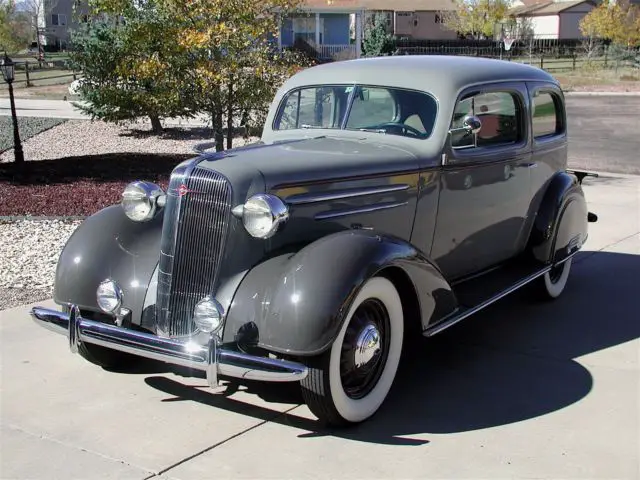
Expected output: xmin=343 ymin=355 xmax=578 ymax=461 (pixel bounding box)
xmin=300 ymin=276 xmax=404 ymax=427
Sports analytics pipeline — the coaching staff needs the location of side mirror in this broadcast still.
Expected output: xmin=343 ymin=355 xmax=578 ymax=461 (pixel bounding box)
xmin=448 ymin=115 xmax=482 ymax=135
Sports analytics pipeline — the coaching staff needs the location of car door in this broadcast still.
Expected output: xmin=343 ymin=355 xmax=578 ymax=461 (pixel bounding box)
xmin=430 ymin=82 xmax=533 ymax=281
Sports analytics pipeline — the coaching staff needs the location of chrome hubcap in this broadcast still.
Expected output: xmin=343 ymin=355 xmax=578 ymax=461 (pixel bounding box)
xmin=354 ymin=324 xmax=381 ymax=368
xmin=340 ymin=298 xmax=391 ymax=400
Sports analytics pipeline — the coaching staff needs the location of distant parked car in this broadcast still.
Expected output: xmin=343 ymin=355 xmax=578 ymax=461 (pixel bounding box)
xmin=31 ymin=56 xmax=598 ymax=427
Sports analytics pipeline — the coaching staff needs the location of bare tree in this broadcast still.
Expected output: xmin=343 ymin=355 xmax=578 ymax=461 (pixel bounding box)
xmin=23 ymin=0 xmax=59 ymax=57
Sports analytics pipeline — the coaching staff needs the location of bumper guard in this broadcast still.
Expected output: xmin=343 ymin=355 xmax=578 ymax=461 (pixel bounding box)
xmin=30 ymin=305 xmax=308 ymax=387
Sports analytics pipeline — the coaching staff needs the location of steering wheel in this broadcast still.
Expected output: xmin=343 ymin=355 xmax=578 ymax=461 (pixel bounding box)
xmin=366 ymin=122 xmax=424 ymax=138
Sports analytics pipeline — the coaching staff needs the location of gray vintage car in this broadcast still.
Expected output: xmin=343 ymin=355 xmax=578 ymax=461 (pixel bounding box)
xmin=31 ymin=55 xmax=598 ymax=427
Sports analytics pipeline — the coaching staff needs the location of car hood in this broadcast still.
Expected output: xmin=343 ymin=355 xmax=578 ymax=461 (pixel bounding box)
xmin=196 ymin=135 xmax=420 ymax=191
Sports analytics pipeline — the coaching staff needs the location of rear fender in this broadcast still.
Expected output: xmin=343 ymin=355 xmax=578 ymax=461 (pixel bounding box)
xmin=529 ymin=171 xmax=589 ymax=264
xmin=222 ymin=230 xmax=458 ymax=356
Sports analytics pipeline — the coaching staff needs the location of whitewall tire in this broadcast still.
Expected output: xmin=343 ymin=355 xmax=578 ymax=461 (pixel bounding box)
xmin=300 ymin=276 xmax=404 ymax=427
xmin=539 ymin=257 xmax=572 ymax=299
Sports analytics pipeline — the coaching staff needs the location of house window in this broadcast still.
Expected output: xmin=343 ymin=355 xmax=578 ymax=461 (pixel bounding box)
xmin=435 ymin=14 xmax=445 ymax=23
xmin=451 ymin=91 xmax=522 ymax=148
xmin=292 ymin=17 xmax=323 ymax=44
xmin=51 ymin=14 xmax=67 ymax=26
xmin=532 ymin=91 xmax=564 ymax=138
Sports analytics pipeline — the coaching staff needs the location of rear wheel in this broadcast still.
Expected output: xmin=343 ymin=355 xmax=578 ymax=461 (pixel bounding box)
xmin=300 ymin=276 xmax=404 ymax=427
xmin=536 ymin=257 xmax=573 ymax=300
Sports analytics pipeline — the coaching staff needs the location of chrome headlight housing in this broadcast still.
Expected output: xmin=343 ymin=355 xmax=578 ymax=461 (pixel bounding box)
xmin=121 ymin=181 xmax=166 ymax=222
xmin=239 ymin=193 xmax=289 ymax=239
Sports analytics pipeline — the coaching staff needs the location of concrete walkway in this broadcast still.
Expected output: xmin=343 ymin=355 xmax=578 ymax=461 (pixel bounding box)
xmin=1 ymin=173 xmax=639 ymax=479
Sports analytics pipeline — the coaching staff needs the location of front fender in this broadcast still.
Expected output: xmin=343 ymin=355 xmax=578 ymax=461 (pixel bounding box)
xmin=53 ymin=205 xmax=162 ymax=324
xmin=222 ymin=230 xmax=458 ymax=356
xmin=529 ymin=171 xmax=588 ymax=263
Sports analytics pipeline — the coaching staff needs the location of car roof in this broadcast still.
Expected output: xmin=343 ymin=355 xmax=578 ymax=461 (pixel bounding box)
xmin=282 ymin=55 xmax=558 ymax=98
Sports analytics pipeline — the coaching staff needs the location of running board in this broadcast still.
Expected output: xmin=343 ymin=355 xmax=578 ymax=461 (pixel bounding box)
xmin=423 ymin=256 xmax=571 ymax=337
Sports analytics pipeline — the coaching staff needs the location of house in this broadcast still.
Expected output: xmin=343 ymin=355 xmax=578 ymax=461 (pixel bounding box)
xmin=509 ymin=0 xmax=598 ymax=39
xmin=359 ymin=0 xmax=459 ymax=41
xmin=279 ymin=0 xmax=366 ymax=61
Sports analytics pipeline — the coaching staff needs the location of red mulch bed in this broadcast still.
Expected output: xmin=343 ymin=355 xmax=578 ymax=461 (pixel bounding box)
xmin=0 ymin=153 xmax=194 ymax=217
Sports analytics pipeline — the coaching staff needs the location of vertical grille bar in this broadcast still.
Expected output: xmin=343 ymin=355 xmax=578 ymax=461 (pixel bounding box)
xmin=156 ymin=166 xmax=232 ymax=337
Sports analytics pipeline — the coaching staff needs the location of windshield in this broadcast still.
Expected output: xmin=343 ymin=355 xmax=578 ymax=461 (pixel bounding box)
xmin=273 ymin=84 xmax=438 ymax=140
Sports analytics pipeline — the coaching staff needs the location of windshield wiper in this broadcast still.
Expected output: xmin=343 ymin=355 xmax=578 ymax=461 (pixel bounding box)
xmin=359 ymin=128 xmax=386 ymax=134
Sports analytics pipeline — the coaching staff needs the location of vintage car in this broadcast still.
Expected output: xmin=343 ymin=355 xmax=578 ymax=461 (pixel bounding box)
xmin=31 ymin=55 xmax=598 ymax=427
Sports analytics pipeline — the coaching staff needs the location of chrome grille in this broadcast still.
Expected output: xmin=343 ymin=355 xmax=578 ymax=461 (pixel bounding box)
xmin=156 ymin=165 xmax=232 ymax=337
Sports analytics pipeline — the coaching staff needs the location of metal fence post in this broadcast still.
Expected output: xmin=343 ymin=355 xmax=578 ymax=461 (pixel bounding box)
xmin=540 ymin=55 xmax=544 ymax=70
xmin=572 ymin=54 xmax=576 ymax=70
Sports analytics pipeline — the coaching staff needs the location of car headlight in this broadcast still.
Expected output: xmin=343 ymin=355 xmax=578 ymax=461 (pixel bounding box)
xmin=193 ymin=297 xmax=224 ymax=333
xmin=241 ymin=193 xmax=289 ymax=239
xmin=96 ymin=279 xmax=123 ymax=313
xmin=121 ymin=181 xmax=165 ymax=222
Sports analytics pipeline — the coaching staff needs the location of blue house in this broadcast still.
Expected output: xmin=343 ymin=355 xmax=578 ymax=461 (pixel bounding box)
xmin=278 ymin=0 xmax=365 ymax=61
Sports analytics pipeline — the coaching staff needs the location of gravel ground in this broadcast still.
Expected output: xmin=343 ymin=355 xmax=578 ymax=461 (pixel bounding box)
xmin=0 ymin=219 xmax=82 ymax=310
xmin=0 ymin=117 xmax=67 ymax=153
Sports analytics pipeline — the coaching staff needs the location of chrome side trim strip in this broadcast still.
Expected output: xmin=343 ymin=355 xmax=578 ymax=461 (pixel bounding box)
xmin=315 ymin=201 xmax=408 ymax=220
xmin=286 ymin=184 xmax=410 ymax=206
xmin=29 ymin=306 xmax=308 ymax=384
xmin=423 ymin=254 xmax=576 ymax=337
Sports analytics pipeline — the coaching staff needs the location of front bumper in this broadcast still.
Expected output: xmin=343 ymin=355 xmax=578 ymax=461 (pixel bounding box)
xmin=30 ymin=305 xmax=308 ymax=387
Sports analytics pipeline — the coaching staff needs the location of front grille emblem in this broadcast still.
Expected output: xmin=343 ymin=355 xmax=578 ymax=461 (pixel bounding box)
xmin=177 ymin=184 xmax=191 ymax=197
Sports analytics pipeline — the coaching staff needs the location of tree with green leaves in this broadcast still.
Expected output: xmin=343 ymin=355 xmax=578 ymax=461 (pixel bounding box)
xmin=580 ymin=0 xmax=640 ymax=48
xmin=439 ymin=0 xmax=511 ymax=39
xmin=68 ymin=0 xmax=308 ymax=147
xmin=1 ymin=0 xmax=32 ymax=53
xmin=68 ymin=1 xmax=196 ymax=133
xmin=159 ymin=0 xmax=309 ymax=150
xmin=361 ymin=12 xmax=396 ymax=57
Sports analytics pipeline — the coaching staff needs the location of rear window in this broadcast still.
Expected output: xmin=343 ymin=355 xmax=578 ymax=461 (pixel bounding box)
xmin=274 ymin=84 xmax=438 ymax=140
xmin=532 ymin=91 xmax=563 ymax=138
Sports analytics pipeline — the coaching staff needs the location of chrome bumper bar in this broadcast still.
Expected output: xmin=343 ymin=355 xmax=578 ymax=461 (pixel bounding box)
xmin=30 ymin=305 xmax=308 ymax=387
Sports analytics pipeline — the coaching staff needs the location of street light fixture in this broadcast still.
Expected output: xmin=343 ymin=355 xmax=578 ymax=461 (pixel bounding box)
xmin=1 ymin=52 xmax=25 ymax=165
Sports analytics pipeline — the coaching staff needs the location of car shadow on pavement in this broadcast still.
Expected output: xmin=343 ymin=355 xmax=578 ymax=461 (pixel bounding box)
xmin=144 ymin=250 xmax=640 ymax=446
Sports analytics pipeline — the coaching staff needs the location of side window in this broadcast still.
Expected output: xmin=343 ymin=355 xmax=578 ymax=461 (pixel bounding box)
xmin=532 ymin=91 xmax=563 ymax=138
xmin=275 ymin=86 xmax=348 ymax=130
xmin=451 ymin=91 xmax=522 ymax=149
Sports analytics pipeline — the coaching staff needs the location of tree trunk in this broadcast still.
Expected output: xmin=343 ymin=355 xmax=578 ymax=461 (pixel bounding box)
xmin=149 ymin=114 xmax=163 ymax=134
xmin=213 ymin=107 xmax=224 ymax=152
xmin=226 ymin=79 xmax=234 ymax=150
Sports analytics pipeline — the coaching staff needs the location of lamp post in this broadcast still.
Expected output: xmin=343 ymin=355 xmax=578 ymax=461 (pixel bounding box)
xmin=1 ymin=52 xmax=25 ymax=165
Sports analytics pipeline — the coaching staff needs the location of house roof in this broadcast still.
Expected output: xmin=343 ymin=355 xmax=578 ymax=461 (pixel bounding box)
xmin=299 ymin=0 xmax=457 ymax=11
xmin=360 ymin=0 xmax=458 ymax=11
xmin=510 ymin=0 xmax=595 ymax=16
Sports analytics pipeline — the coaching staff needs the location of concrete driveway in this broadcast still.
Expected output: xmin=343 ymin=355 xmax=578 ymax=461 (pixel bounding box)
xmin=1 ymin=172 xmax=639 ymax=479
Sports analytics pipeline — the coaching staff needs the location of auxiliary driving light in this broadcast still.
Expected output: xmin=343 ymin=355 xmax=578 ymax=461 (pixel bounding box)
xmin=193 ymin=297 xmax=224 ymax=333
xmin=96 ymin=279 xmax=123 ymax=313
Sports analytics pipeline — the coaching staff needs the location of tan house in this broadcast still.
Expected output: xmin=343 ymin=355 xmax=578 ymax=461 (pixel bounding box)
xmin=509 ymin=0 xmax=598 ymax=39
xmin=360 ymin=0 xmax=459 ymax=40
